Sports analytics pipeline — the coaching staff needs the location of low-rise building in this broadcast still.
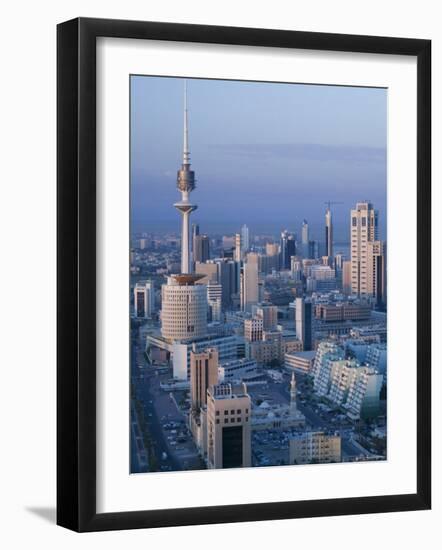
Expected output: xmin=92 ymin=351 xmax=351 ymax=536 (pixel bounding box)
xmin=289 ymin=431 xmax=341 ymax=464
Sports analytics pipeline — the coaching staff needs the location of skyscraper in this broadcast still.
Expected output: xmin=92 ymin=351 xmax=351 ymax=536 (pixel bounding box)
xmin=234 ymin=233 xmax=242 ymax=262
xmin=280 ymin=230 xmax=296 ymax=270
xmin=350 ymin=201 xmax=380 ymax=298
xmin=325 ymin=206 xmax=333 ymax=259
xmin=295 ymin=297 xmax=313 ymax=351
xmin=190 ymin=347 xmax=219 ymax=411
xmin=240 ymin=254 xmax=259 ymax=312
xmin=193 ymin=234 xmax=210 ymax=263
xmin=301 ymin=219 xmax=309 ymax=258
xmin=241 ymin=224 xmax=250 ymax=253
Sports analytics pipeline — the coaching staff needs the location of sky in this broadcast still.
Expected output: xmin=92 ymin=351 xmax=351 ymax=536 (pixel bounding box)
xmin=130 ymin=76 xmax=387 ymax=242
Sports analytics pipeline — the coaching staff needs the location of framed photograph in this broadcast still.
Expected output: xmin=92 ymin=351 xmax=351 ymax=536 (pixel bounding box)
xmin=57 ymin=17 xmax=431 ymax=532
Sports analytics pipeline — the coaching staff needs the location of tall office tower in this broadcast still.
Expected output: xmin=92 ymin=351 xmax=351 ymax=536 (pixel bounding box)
xmin=234 ymin=233 xmax=242 ymax=262
xmin=325 ymin=206 xmax=333 ymax=259
xmin=134 ymin=280 xmax=155 ymax=318
xmin=216 ymin=259 xmax=239 ymax=309
xmin=191 ymin=223 xmax=199 ymax=265
xmin=244 ymin=316 xmax=263 ymax=342
xmin=207 ymin=383 xmax=251 ymax=469
xmin=193 ymin=234 xmax=210 ymax=263
xmin=174 ymin=83 xmax=197 ymax=274
xmin=240 ymin=255 xmax=259 ymax=312
xmin=350 ymin=201 xmax=379 ymax=297
xmin=280 ymin=230 xmax=296 ymax=270
xmin=290 ymin=372 xmax=298 ymax=416
xmin=265 ymin=242 xmax=280 ymax=272
xmin=334 ymin=252 xmax=345 ymax=270
xmin=342 ymin=260 xmax=352 ymax=294
xmin=367 ymin=240 xmax=387 ymax=308
xmin=280 ymin=230 xmax=289 ymax=269
xmin=295 ymin=297 xmax=313 ymax=351
xmin=161 ymin=274 xmax=208 ymax=341
xmin=308 ymin=240 xmax=319 ymax=260
xmin=291 ymin=257 xmax=303 ymax=281
xmin=301 ymin=219 xmax=309 ymax=258
xmin=190 ymin=347 xmax=219 ymax=411
xmin=254 ymin=303 xmax=278 ymax=331
xmin=241 ymin=224 xmax=250 ymax=253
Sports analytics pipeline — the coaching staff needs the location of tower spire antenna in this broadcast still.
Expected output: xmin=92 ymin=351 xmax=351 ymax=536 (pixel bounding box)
xmin=183 ymin=80 xmax=190 ymax=165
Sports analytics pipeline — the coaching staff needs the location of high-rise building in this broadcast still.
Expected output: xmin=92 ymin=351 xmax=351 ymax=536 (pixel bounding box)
xmin=325 ymin=206 xmax=333 ymax=259
xmin=207 ymin=383 xmax=252 ymax=469
xmin=367 ymin=240 xmax=387 ymax=308
xmin=240 ymin=255 xmax=259 ymax=312
xmin=295 ymin=297 xmax=313 ymax=351
xmin=161 ymin=274 xmax=208 ymax=341
xmin=280 ymin=230 xmax=296 ymax=270
xmin=240 ymin=260 xmax=259 ymax=312
xmin=190 ymin=347 xmax=219 ymax=411
xmin=350 ymin=201 xmax=379 ymax=297
xmin=289 ymin=432 xmax=341 ymax=465
xmin=265 ymin=242 xmax=280 ymax=272
xmin=193 ymin=234 xmax=210 ymax=263
xmin=308 ymin=240 xmax=319 ymax=260
xmin=342 ymin=260 xmax=352 ymax=294
xmin=241 ymin=224 xmax=250 ymax=253
xmin=234 ymin=233 xmax=242 ymax=262
xmin=301 ymin=219 xmax=309 ymax=258
xmin=134 ymin=280 xmax=155 ymax=318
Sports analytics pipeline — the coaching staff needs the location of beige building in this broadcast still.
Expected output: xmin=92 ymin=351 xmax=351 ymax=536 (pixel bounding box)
xmin=350 ymin=201 xmax=378 ymax=297
xmin=190 ymin=348 xmax=219 ymax=411
xmin=244 ymin=316 xmax=263 ymax=342
xmin=207 ymin=383 xmax=252 ymax=469
xmin=195 ymin=261 xmax=218 ymax=283
xmin=315 ymin=302 xmax=371 ymax=322
xmin=342 ymin=259 xmax=352 ymax=294
xmin=161 ymin=274 xmax=207 ymax=341
xmin=284 ymin=350 xmax=316 ymax=374
xmin=254 ymin=303 xmax=278 ymax=331
xmin=289 ymin=432 xmax=341 ymax=465
xmin=240 ymin=256 xmax=259 ymax=312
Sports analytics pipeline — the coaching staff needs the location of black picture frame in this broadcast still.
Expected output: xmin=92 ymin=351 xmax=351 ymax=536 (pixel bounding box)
xmin=57 ymin=17 xmax=431 ymax=532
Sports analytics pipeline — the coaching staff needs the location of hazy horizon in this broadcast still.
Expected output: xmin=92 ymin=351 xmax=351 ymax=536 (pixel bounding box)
xmin=131 ymin=76 xmax=387 ymax=242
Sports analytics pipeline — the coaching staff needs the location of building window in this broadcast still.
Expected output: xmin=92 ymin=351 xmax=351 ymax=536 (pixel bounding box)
xmin=224 ymin=410 xmax=228 ymax=415
xmin=352 ymin=217 xmax=357 ymax=227
xmin=216 ymin=419 xmax=220 ymax=424
xmin=215 ymin=411 xmax=220 ymax=416
xmin=237 ymin=409 xmax=241 ymax=414
xmin=231 ymin=410 xmax=235 ymax=414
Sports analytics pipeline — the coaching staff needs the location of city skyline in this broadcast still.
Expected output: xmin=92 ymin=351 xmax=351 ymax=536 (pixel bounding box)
xmin=130 ymin=76 xmax=387 ymax=475
xmin=131 ymin=76 xmax=387 ymax=240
